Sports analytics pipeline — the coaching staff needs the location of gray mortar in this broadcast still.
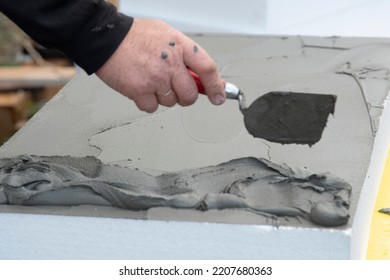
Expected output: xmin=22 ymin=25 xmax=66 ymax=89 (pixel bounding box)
xmin=1 ymin=35 xmax=390 ymax=230
xmin=0 ymin=155 xmax=351 ymax=227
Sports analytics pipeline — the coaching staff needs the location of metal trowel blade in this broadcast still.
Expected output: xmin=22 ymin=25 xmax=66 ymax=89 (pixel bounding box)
xmin=242 ymin=91 xmax=337 ymax=146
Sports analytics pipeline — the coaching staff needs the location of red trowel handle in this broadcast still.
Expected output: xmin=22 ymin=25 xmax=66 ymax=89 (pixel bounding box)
xmin=188 ymin=68 xmax=241 ymax=100
xmin=188 ymin=68 xmax=206 ymax=94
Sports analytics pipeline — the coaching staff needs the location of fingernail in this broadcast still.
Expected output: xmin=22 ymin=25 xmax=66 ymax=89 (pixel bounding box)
xmin=214 ymin=95 xmax=225 ymax=105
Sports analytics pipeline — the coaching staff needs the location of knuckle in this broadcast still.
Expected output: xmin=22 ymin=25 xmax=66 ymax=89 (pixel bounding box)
xmin=140 ymin=102 xmax=158 ymax=113
xmin=134 ymin=94 xmax=159 ymax=113
xmin=203 ymin=61 xmax=218 ymax=74
xmin=149 ymin=67 xmax=163 ymax=82
xmin=178 ymin=91 xmax=198 ymax=106
xmin=159 ymin=99 xmax=176 ymax=107
xmin=132 ymin=79 xmax=148 ymax=94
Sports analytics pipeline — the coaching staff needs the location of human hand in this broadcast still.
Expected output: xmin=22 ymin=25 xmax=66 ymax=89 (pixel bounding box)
xmin=96 ymin=18 xmax=225 ymax=113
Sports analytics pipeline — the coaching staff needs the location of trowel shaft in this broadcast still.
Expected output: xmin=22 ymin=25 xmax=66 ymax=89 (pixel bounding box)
xmin=189 ymin=69 xmax=241 ymax=100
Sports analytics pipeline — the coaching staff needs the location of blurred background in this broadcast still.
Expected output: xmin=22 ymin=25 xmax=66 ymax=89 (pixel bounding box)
xmin=122 ymin=0 xmax=390 ymax=36
xmin=0 ymin=12 xmax=76 ymax=144
xmin=1 ymin=0 xmax=390 ymax=144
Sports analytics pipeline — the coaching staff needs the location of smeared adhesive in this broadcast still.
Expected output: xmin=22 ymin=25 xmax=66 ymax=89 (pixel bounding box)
xmin=91 ymin=26 xmax=102 ymax=33
xmin=91 ymin=23 xmax=115 ymax=32
xmin=0 ymin=155 xmax=351 ymax=227
xmin=242 ymin=92 xmax=337 ymax=145
xmin=379 ymin=208 xmax=390 ymax=215
xmin=161 ymin=51 xmax=168 ymax=60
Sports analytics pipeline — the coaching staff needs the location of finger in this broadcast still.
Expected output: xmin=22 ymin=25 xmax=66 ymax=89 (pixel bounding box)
xmin=182 ymin=39 xmax=225 ymax=105
xmin=171 ymin=65 xmax=198 ymax=106
xmin=133 ymin=94 xmax=159 ymax=113
xmin=156 ymin=88 xmax=178 ymax=107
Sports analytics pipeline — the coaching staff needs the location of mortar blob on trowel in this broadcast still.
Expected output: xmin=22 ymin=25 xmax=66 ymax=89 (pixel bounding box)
xmin=190 ymin=70 xmax=337 ymax=146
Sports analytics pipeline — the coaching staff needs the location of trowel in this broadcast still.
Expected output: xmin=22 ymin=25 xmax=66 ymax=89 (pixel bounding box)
xmin=190 ymin=71 xmax=337 ymax=146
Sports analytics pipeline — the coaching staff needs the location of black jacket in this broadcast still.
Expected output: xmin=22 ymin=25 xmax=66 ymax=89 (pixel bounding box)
xmin=0 ymin=0 xmax=133 ymax=74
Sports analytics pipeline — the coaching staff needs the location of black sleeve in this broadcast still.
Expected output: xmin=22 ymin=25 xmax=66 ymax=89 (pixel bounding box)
xmin=0 ymin=0 xmax=133 ymax=74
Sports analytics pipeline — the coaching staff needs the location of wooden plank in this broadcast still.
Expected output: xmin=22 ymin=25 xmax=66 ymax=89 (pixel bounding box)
xmin=0 ymin=65 xmax=76 ymax=90
xmin=0 ymin=92 xmax=27 ymax=107
xmin=0 ymin=108 xmax=16 ymax=143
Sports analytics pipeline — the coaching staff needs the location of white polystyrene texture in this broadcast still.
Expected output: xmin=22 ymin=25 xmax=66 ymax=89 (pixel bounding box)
xmin=0 ymin=213 xmax=351 ymax=260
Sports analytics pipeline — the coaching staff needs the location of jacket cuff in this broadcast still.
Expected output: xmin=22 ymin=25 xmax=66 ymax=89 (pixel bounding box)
xmin=59 ymin=1 xmax=133 ymax=74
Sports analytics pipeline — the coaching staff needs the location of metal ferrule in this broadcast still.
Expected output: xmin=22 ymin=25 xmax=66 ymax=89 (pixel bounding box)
xmin=224 ymin=82 xmax=241 ymax=100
